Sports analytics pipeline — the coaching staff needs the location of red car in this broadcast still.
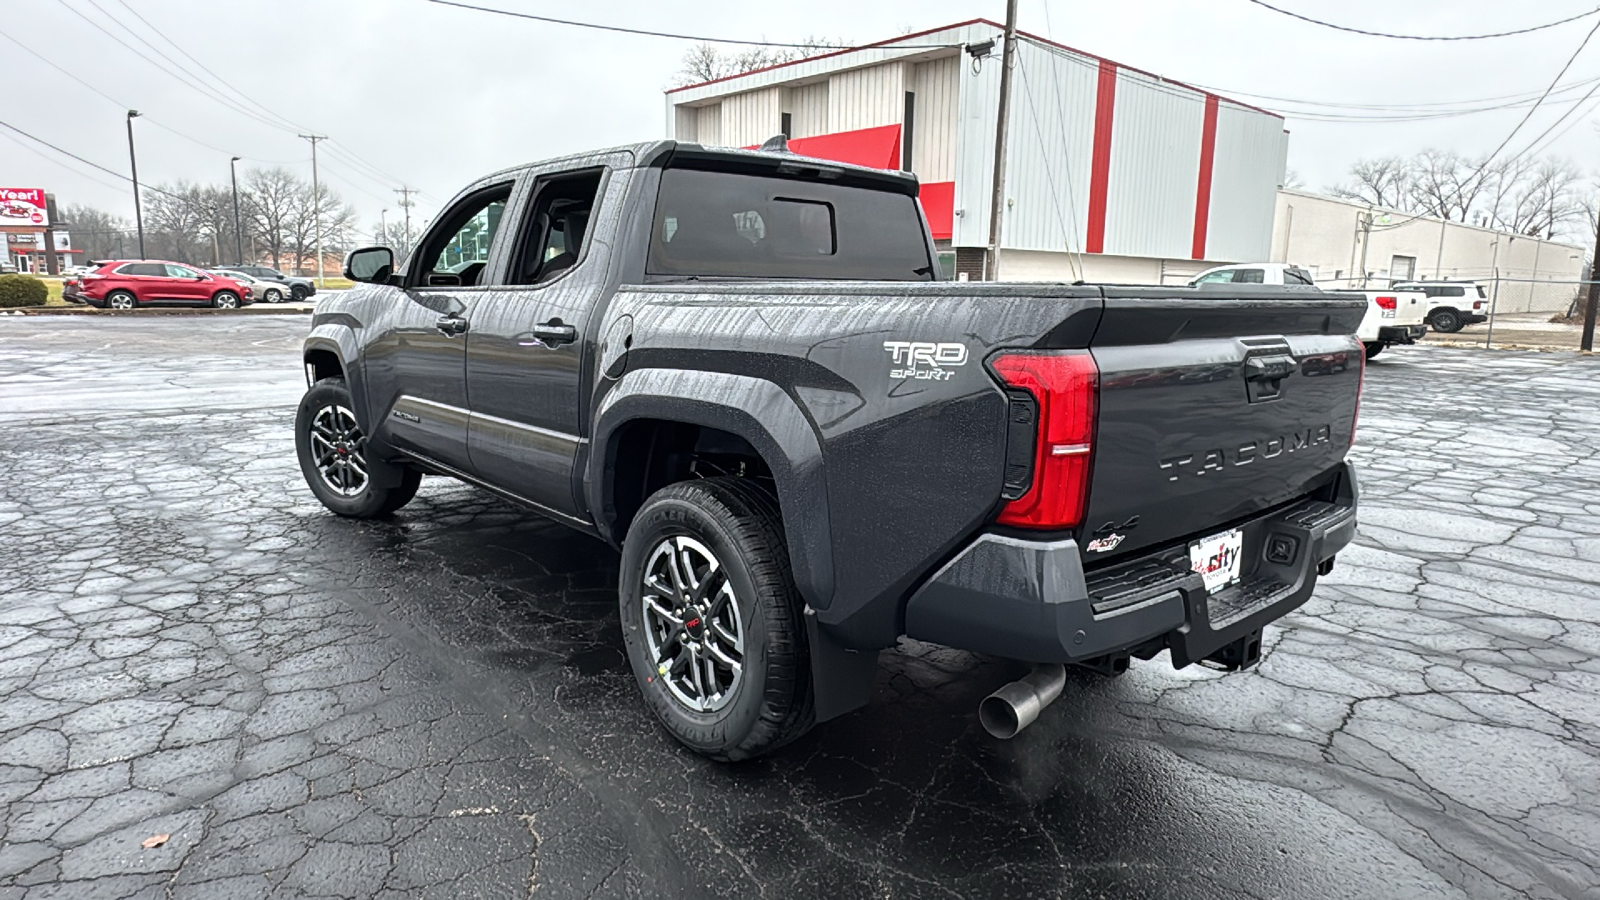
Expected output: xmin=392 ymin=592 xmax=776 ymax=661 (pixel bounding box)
xmin=66 ymin=260 xmax=255 ymax=310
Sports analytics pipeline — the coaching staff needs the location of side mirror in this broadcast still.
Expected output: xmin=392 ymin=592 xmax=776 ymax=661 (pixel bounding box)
xmin=345 ymin=246 xmax=395 ymax=284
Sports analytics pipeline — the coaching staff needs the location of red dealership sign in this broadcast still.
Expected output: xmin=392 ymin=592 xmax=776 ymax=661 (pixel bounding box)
xmin=0 ymin=188 xmax=47 ymax=227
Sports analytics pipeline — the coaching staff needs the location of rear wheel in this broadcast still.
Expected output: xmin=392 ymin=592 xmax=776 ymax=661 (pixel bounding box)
xmin=619 ymin=477 xmax=814 ymax=761
xmin=295 ymin=377 xmax=421 ymax=518
xmin=1364 ymin=342 xmax=1384 ymax=360
xmin=1429 ymin=309 xmax=1462 ymax=333
xmin=212 ymin=291 xmax=240 ymax=309
xmin=106 ymin=290 xmax=136 ymax=310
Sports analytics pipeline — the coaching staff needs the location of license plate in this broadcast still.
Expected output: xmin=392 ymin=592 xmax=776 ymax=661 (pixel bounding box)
xmin=1190 ymin=528 xmax=1244 ymax=594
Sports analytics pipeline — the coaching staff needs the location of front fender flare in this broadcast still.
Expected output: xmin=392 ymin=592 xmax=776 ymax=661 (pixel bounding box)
xmin=303 ymin=321 xmax=368 ymax=429
xmin=588 ymin=367 xmax=834 ymax=612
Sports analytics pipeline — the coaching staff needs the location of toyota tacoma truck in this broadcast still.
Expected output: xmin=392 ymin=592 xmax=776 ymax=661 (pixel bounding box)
xmin=297 ymin=140 xmax=1365 ymax=760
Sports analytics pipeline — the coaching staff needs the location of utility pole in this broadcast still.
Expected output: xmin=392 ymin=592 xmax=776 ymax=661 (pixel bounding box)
xmin=1357 ymin=211 xmax=1373 ymax=288
xmin=984 ymin=0 xmax=1019 ymax=282
xmin=379 ymin=208 xmax=388 ymax=246
xmin=299 ymin=134 xmax=327 ymax=285
xmin=230 ymin=157 xmax=244 ymax=265
xmin=395 ymin=187 xmax=418 ymax=258
xmin=126 ymin=110 xmax=145 ymax=258
xmin=1583 ymin=192 xmax=1600 ymax=351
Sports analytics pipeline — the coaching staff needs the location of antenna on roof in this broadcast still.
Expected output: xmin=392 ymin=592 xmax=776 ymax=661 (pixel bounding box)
xmin=758 ymin=134 xmax=790 ymax=153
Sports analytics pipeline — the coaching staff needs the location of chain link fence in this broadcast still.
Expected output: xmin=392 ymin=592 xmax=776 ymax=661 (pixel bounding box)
xmin=1421 ymin=275 xmax=1597 ymax=351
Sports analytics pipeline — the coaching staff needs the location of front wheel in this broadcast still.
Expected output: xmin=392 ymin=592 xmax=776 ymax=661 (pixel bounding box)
xmin=1364 ymin=342 xmax=1384 ymax=361
xmin=295 ymin=377 xmax=421 ymax=518
xmin=212 ymin=291 xmax=240 ymax=309
xmin=290 ymin=284 xmax=309 ymax=302
xmin=619 ymin=477 xmax=814 ymax=761
xmin=263 ymin=288 xmax=283 ymax=303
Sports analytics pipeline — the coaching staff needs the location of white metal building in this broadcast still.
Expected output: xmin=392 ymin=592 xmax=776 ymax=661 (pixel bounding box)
xmin=1271 ymin=189 xmax=1588 ymax=314
xmin=666 ymin=19 xmax=1290 ymax=282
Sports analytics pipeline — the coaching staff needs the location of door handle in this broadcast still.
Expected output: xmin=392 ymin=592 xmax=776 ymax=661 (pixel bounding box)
xmin=1243 ymin=355 xmax=1295 ymax=382
xmin=435 ymin=315 xmax=468 ymax=337
xmin=529 ymin=319 xmax=577 ymax=346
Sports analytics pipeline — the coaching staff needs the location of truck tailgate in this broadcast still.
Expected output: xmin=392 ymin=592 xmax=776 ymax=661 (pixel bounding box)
xmin=1081 ymin=288 xmax=1366 ymax=562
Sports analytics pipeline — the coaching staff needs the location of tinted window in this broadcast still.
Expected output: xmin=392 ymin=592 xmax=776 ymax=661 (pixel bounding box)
xmin=1443 ymin=286 xmax=1465 ymax=297
xmin=1284 ymin=268 xmax=1315 ymax=286
xmin=649 ymin=168 xmax=934 ymax=280
xmin=118 ymin=263 xmax=165 ymax=277
xmin=1232 ymin=269 xmax=1265 ymax=284
xmin=1476 ymin=285 xmax=1488 ymax=299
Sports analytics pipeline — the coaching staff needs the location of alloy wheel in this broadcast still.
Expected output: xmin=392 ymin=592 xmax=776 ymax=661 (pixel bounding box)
xmin=641 ymin=535 xmax=745 ymax=712
xmin=108 ymin=293 xmax=134 ymax=310
xmin=308 ymin=405 xmax=369 ymax=497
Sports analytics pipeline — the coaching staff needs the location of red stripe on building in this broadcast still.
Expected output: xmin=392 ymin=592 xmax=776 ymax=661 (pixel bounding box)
xmin=1191 ymin=94 xmax=1220 ymax=260
xmin=1085 ymin=60 xmax=1118 ymax=254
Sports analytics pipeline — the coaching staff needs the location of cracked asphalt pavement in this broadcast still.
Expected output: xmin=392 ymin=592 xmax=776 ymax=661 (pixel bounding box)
xmin=1 ymin=316 xmax=1598 ymax=899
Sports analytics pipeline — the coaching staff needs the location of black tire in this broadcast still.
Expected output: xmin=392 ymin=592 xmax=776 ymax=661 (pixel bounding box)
xmin=619 ymin=477 xmax=814 ymax=762
xmin=295 ymin=377 xmax=421 ymax=518
xmin=290 ymin=284 xmax=309 ymax=302
xmin=1429 ymin=309 xmax=1462 ymax=333
xmin=106 ymin=290 xmax=136 ymax=310
xmin=212 ymin=290 xmax=240 ymax=309
xmin=1364 ymin=342 xmax=1384 ymax=360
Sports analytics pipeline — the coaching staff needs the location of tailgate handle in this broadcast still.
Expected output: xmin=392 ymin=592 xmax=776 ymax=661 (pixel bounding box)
xmin=1244 ymin=356 xmax=1295 ymax=382
xmin=1243 ymin=354 xmax=1295 ymax=403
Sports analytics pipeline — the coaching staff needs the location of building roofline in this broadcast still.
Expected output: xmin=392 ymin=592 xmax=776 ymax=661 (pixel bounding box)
xmin=666 ymin=17 xmax=1283 ymax=120
xmin=1277 ymin=187 xmax=1590 ymax=251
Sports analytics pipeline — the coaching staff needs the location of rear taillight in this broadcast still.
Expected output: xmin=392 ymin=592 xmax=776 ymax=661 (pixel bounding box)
xmin=989 ymin=351 xmax=1099 ymax=530
xmin=1375 ymin=296 xmax=1397 ymax=310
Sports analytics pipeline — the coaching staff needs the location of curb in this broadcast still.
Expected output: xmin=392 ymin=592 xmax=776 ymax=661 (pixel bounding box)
xmin=3 ymin=306 xmax=313 ymax=317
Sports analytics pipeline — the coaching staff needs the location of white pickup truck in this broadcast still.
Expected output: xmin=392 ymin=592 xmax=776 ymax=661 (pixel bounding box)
xmin=1190 ymin=263 xmax=1427 ymax=360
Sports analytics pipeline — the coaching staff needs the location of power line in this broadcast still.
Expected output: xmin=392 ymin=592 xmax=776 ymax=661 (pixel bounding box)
xmin=0 ymin=119 xmax=182 ymax=200
xmin=1243 ymin=0 xmax=1600 ymax=41
xmin=1188 ymin=75 xmax=1600 ymax=112
xmin=423 ymin=0 xmax=961 ymax=49
xmin=0 ymin=128 xmax=131 ymax=193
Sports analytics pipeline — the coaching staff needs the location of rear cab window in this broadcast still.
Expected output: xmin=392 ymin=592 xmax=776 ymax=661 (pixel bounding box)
xmin=648 ymin=167 xmax=934 ymax=281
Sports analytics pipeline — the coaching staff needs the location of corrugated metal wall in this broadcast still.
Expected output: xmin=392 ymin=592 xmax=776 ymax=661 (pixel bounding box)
xmin=1102 ymin=68 xmax=1203 ymax=259
xmin=672 ymin=106 xmax=698 ymax=141
xmin=953 ymin=46 xmax=1001 ymax=248
xmin=695 ymin=103 xmax=723 ymax=147
xmin=786 ymin=82 xmax=829 ymax=137
xmin=722 ymin=87 xmax=783 ymax=147
xmin=1205 ymin=104 xmax=1284 ymax=261
xmin=910 ymin=56 xmax=960 ymax=182
xmin=829 ymin=64 xmax=905 ymax=132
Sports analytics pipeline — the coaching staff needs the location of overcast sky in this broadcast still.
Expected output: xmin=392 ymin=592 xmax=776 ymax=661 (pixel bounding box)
xmin=6 ymin=0 xmax=1598 ymax=238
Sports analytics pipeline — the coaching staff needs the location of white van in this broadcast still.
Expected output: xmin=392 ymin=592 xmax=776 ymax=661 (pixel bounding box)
xmin=1189 ymin=263 xmax=1428 ymax=359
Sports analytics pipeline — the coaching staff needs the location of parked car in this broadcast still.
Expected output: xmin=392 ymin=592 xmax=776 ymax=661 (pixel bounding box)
xmin=69 ymin=260 xmax=254 ymax=309
xmin=208 ymin=269 xmax=287 ymax=303
xmin=295 ymin=140 xmax=1365 ymax=760
xmin=1190 ymin=263 xmax=1427 ymax=359
xmin=1391 ymin=280 xmax=1489 ymax=333
xmin=214 ymin=265 xmax=316 ymax=301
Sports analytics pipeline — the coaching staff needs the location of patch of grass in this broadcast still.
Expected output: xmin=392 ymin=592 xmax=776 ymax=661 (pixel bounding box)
xmin=42 ymin=278 xmax=66 ymax=306
xmin=319 ymin=277 xmax=354 ymax=290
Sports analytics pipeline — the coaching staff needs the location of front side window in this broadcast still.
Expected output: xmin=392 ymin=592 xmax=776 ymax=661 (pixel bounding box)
xmin=416 ymin=185 xmax=508 ymax=286
xmin=166 ymin=264 xmax=200 ymax=278
xmin=1192 ymin=270 xmax=1234 ymax=285
xmin=648 ymin=167 xmax=933 ymax=281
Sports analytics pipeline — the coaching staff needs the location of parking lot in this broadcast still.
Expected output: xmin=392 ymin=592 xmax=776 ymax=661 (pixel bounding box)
xmin=1 ymin=315 xmax=1597 ymax=899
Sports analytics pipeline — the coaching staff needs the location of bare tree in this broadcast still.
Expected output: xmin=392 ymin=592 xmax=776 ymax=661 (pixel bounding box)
xmin=286 ymin=183 xmax=356 ymax=275
xmin=1282 ymin=169 xmax=1305 ymax=190
xmin=58 ymin=204 xmax=133 ymax=260
xmin=1329 ymin=156 xmax=1414 ymax=211
xmin=144 ymin=182 xmax=209 ymax=264
xmin=1494 ymin=158 xmax=1586 ymax=238
xmin=673 ymin=37 xmax=847 ymax=87
xmin=1407 ymin=149 xmax=1487 ymax=222
xmin=244 ymin=168 xmax=301 ymax=269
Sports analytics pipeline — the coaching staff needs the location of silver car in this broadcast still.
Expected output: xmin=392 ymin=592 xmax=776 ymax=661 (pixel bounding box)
xmin=210 ymin=269 xmax=288 ymax=303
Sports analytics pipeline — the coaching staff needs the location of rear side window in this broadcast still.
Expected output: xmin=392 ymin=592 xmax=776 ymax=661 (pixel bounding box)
xmin=1476 ymin=285 xmax=1488 ymax=299
xmin=117 ymin=263 xmax=165 ymax=276
xmin=648 ymin=168 xmax=934 ymax=280
xmin=1232 ymin=268 xmax=1265 ymax=284
xmin=1444 ymin=286 xmax=1465 ymax=297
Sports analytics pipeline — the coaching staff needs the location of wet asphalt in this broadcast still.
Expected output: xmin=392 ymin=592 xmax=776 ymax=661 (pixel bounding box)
xmin=0 ymin=316 xmax=1597 ymax=899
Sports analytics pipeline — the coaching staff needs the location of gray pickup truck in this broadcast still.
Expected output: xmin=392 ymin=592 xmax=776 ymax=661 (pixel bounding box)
xmin=298 ymin=140 xmax=1365 ymax=760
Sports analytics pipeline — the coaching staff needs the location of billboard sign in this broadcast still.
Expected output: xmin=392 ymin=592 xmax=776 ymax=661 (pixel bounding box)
xmin=53 ymin=232 xmax=71 ymax=251
xmin=6 ymin=232 xmax=40 ymax=247
xmin=0 ymin=188 xmax=47 ymax=227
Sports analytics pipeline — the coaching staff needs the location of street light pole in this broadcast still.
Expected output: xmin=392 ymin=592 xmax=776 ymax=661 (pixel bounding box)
xmin=380 ymin=208 xmax=387 ymax=246
xmin=230 ymin=156 xmax=244 ymax=265
xmin=126 ymin=110 xmax=145 ymax=258
xmin=299 ymin=134 xmax=328 ymax=286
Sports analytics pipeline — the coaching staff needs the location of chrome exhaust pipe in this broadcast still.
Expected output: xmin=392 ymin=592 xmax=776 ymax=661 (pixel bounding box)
xmin=979 ymin=664 xmax=1067 ymax=739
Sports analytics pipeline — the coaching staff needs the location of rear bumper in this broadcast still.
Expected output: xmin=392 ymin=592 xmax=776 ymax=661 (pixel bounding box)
xmin=1378 ymin=324 xmax=1427 ymax=344
xmin=903 ymin=463 xmax=1359 ymax=667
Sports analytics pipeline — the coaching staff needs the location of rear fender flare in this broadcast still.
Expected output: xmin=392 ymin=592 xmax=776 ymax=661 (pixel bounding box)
xmin=589 ymin=367 xmax=834 ymax=611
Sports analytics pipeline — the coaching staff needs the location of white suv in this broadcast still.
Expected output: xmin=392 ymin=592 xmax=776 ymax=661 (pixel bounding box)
xmin=1391 ymin=281 xmax=1489 ymax=334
